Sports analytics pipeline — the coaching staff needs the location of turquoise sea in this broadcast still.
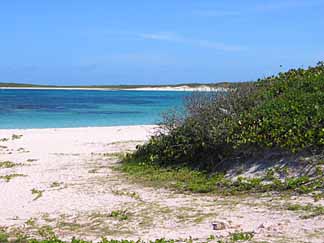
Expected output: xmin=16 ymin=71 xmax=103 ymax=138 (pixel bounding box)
xmin=0 ymin=89 xmax=189 ymax=129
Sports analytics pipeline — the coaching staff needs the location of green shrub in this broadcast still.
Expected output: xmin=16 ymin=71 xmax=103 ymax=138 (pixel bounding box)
xmin=230 ymin=62 xmax=324 ymax=152
xmin=0 ymin=231 xmax=9 ymax=243
xmin=134 ymin=83 xmax=257 ymax=170
xmin=128 ymin=62 xmax=324 ymax=172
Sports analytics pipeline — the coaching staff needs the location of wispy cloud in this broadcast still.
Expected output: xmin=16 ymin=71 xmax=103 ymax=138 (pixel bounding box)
xmin=139 ymin=32 xmax=244 ymax=52
xmin=139 ymin=32 xmax=182 ymax=42
xmin=193 ymin=10 xmax=240 ymax=17
xmin=196 ymin=40 xmax=243 ymax=52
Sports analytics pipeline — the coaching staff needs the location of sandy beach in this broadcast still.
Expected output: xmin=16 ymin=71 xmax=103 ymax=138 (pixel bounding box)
xmin=0 ymin=126 xmax=323 ymax=242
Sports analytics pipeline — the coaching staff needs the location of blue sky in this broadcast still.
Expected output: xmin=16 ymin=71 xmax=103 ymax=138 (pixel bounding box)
xmin=0 ymin=0 xmax=323 ymax=85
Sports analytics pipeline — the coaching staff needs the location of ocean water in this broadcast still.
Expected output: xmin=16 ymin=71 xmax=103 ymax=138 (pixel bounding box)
xmin=0 ymin=89 xmax=189 ymax=129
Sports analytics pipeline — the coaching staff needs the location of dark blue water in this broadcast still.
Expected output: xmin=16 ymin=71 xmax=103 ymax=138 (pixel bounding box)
xmin=0 ymin=89 xmax=189 ymax=129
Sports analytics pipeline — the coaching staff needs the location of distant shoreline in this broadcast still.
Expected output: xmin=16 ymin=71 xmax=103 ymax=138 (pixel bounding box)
xmin=0 ymin=85 xmax=226 ymax=92
xmin=0 ymin=124 xmax=157 ymax=132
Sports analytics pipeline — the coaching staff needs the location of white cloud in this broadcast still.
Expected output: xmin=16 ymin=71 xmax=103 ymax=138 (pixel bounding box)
xmin=139 ymin=32 xmax=183 ymax=42
xmin=194 ymin=10 xmax=241 ymax=17
xmin=197 ymin=40 xmax=244 ymax=52
xmin=139 ymin=32 xmax=245 ymax=52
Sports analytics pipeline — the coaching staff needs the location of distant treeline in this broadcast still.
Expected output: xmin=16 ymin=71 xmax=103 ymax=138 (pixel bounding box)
xmin=0 ymin=82 xmax=247 ymax=89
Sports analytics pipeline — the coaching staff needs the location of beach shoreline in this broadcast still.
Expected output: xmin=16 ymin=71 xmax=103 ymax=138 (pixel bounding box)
xmin=0 ymin=124 xmax=157 ymax=132
xmin=0 ymin=85 xmax=225 ymax=92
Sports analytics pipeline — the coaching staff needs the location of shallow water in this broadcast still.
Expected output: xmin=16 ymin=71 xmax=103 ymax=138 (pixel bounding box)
xmin=0 ymin=89 xmax=189 ymax=129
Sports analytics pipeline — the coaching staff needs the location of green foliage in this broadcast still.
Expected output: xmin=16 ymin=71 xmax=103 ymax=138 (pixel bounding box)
xmin=111 ymin=189 xmax=141 ymax=200
xmin=37 ymin=225 xmax=56 ymax=240
xmin=0 ymin=231 xmax=9 ymax=243
xmin=230 ymin=62 xmax=324 ymax=152
xmin=128 ymin=62 xmax=324 ymax=172
xmin=110 ymin=210 xmax=129 ymax=221
xmin=31 ymin=189 xmax=44 ymax=201
xmin=0 ymin=174 xmax=26 ymax=182
xmin=120 ymin=158 xmax=226 ymax=193
xmin=286 ymin=203 xmax=324 ymax=218
xmin=119 ymin=159 xmax=324 ymax=195
xmin=229 ymin=231 xmax=254 ymax=241
xmin=0 ymin=161 xmax=18 ymax=169
xmin=134 ymin=84 xmax=257 ymax=170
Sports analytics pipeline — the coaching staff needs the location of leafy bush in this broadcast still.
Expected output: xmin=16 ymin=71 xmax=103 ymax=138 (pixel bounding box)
xmin=230 ymin=62 xmax=324 ymax=152
xmin=134 ymin=83 xmax=257 ymax=170
xmin=129 ymin=62 xmax=324 ymax=171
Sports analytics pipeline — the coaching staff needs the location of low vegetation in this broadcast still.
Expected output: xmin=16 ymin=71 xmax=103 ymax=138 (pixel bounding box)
xmin=285 ymin=203 xmax=324 ymax=218
xmin=111 ymin=189 xmax=141 ymax=200
xmin=122 ymin=63 xmax=324 ymax=194
xmin=0 ymin=233 xmax=178 ymax=243
xmin=31 ymin=189 xmax=44 ymax=201
xmin=0 ymin=161 xmax=20 ymax=169
xmin=109 ymin=210 xmax=129 ymax=221
xmin=229 ymin=232 xmax=254 ymax=242
xmin=0 ymin=174 xmax=26 ymax=182
xmin=11 ymin=134 xmax=23 ymax=140
xmin=0 ymin=231 xmax=259 ymax=243
xmin=50 ymin=182 xmax=62 ymax=188
xmin=120 ymin=160 xmax=324 ymax=194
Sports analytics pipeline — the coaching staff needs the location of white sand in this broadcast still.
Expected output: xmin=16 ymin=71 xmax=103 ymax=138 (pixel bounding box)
xmin=0 ymin=126 xmax=323 ymax=242
xmin=127 ymin=86 xmax=226 ymax=92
